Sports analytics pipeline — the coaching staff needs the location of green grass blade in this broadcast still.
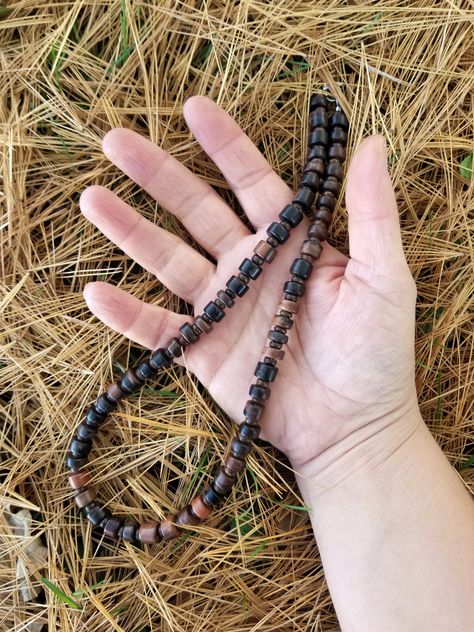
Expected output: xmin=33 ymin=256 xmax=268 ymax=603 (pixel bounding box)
xmin=41 ymin=578 xmax=82 ymax=610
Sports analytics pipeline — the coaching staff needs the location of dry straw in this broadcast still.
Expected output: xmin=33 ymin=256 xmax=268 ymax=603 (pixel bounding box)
xmin=1 ymin=1 xmax=473 ymax=631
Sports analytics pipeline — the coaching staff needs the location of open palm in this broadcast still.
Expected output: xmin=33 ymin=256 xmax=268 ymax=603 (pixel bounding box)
xmin=80 ymin=95 xmax=418 ymax=470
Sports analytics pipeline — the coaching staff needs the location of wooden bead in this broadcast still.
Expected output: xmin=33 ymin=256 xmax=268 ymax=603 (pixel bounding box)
xmin=179 ymin=322 xmax=199 ymax=344
xmin=249 ymin=383 xmax=270 ymax=400
xmin=120 ymin=368 xmax=143 ymax=393
xmin=321 ymin=176 xmax=341 ymax=196
xmin=329 ymin=143 xmax=345 ymax=161
xmin=149 ymin=348 xmax=172 ymax=370
xmin=204 ymin=300 xmax=225 ymax=321
xmin=212 ymin=466 xmax=236 ymax=496
xmin=194 ymin=315 xmax=212 ymax=333
xmin=107 ymin=382 xmax=126 ymax=403
xmin=309 ymin=93 xmax=328 ymax=111
xmin=167 ymin=337 xmax=183 ymax=358
xmin=313 ymin=209 xmax=333 ymax=228
xmin=70 ymin=437 xmax=92 ymax=459
xmin=316 ymin=194 xmax=336 ymax=212
xmin=224 ymin=454 xmax=246 ymax=475
xmin=84 ymin=503 xmax=109 ymax=527
xmin=272 ymin=314 xmax=293 ymax=329
xmin=310 ymin=107 xmax=328 ymax=128
xmin=301 ymin=239 xmax=323 ymax=259
xmin=159 ymin=514 xmax=182 ymax=541
xmin=326 ymin=160 xmax=343 ymax=180
xmin=239 ymin=258 xmax=262 ymax=280
xmin=217 ymin=289 xmax=235 ymax=307
xmin=191 ymin=495 xmax=213 ymax=520
xmin=262 ymin=346 xmax=285 ymax=361
xmin=176 ymin=505 xmax=201 ymax=527
xmin=66 ymin=454 xmax=88 ymax=472
xmin=307 ymin=220 xmax=329 ymax=241
xmin=243 ymin=400 xmax=264 ymax=423
xmin=226 ymin=275 xmax=248 ymax=297
xmin=95 ymin=393 xmax=116 ymax=415
xmin=76 ymin=422 xmax=97 ymax=441
xmin=138 ymin=520 xmax=161 ymax=544
xmin=230 ymin=436 xmax=252 ymax=459
xmin=75 ymin=488 xmax=96 ymax=508
xmin=303 ymin=158 xmax=325 ymax=176
xmin=255 ymin=361 xmax=278 ymax=382
xmin=68 ymin=471 xmax=90 ymax=490
xmin=202 ymin=485 xmax=223 ymax=506
xmin=253 ymin=239 xmax=276 ymax=263
xmin=135 ymin=360 xmax=156 ymax=381
xmin=103 ymin=517 xmax=123 ymax=540
xmin=279 ymin=299 xmax=299 ymax=314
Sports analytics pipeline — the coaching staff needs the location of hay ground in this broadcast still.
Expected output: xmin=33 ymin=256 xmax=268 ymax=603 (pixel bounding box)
xmin=1 ymin=1 xmax=473 ymax=631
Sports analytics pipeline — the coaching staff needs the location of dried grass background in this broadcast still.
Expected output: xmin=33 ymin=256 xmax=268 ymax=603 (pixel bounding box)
xmin=1 ymin=1 xmax=473 ymax=631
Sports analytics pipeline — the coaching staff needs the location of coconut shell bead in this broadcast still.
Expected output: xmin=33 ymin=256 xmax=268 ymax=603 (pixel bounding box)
xmin=301 ymin=239 xmax=323 ymax=259
xmin=85 ymin=405 xmax=106 ymax=427
xmin=103 ymin=517 xmax=123 ymax=540
xmin=304 ymin=158 xmax=325 ymax=176
xmin=176 ymin=505 xmax=201 ymax=527
xmin=95 ymin=393 xmax=116 ymax=416
xmin=309 ymin=93 xmax=328 ymax=111
xmin=301 ymin=171 xmax=320 ymax=191
xmin=254 ymin=239 xmax=276 ymax=263
xmin=262 ymin=346 xmax=285 ymax=361
xmin=308 ymin=221 xmax=329 ymax=241
xmin=66 ymin=454 xmax=88 ymax=472
xmin=167 ymin=337 xmax=183 ymax=358
xmin=179 ymin=322 xmax=199 ymax=344
xmin=212 ymin=466 xmax=236 ymax=496
xmin=149 ymin=348 xmax=172 ymax=370
xmin=138 ymin=520 xmax=161 ymax=543
xmin=279 ymin=298 xmax=299 ymax=314
xmin=226 ymin=276 xmax=248 ymax=297
xmin=75 ymin=488 xmax=96 ymax=508
xmin=230 ymin=436 xmax=252 ymax=459
xmin=224 ymin=454 xmax=246 ymax=475
xmin=70 ymin=437 xmax=92 ymax=459
xmin=76 ymin=422 xmax=97 ymax=441
xmin=310 ymin=107 xmax=328 ymax=129
xmin=313 ymin=208 xmax=333 ymax=228
xmin=194 ymin=315 xmax=212 ymax=334
xmin=135 ymin=360 xmax=156 ymax=381
xmin=329 ymin=144 xmax=345 ymax=161
xmin=159 ymin=514 xmax=182 ymax=540
xmin=292 ymin=187 xmax=315 ymax=211
xmin=191 ymin=495 xmax=213 ymax=520
xmin=119 ymin=368 xmax=143 ymax=393
xmin=330 ymin=110 xmax=349 ymax=130
xmin=68 ymin=471 xmax=90 ymax=490
xmin=239 ymin=423 xmax=261 ymax=441
xmin=317 ymin=194 xmax=336 ymax=212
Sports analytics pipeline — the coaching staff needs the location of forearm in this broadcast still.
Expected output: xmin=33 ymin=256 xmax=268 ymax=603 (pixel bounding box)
xmin=291 ymin=407 xmax=474 ymax=631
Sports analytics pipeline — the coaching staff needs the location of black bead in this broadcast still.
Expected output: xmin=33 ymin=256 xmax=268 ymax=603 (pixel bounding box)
xmin=279 ymin=204 xmax=303 ymax=228
xmin=84 ymin=504 xmax=109 ymax=528
xmin=239 ymin=423 xmax=261 ymax=441
xmin=330 ymin=127 xmax=347 ymax=144
xmin=239 ymin=258 xmax=262 ymax=280
xmin=309 ymin=93 xmax=328 ymax=111
xmin=255 ymin=362 xmax=278 ymax=382
xmin=85 ymin=405 xmax=107 ymax=427
xmin=309 ymin=128 xmax=329 ymax=147
xmin=76 ymin=422 xmax=98 ymax=441
xmin=321 ymin=177 xmax=341 ymax=197
xmin=121 ymin=519 xmax=140 ymax=542
xmin=283 ymin=280 xmax=305 ymax=297
xmin=167 ymin=337 xmax=183 ymax=358
xmin=243 ymin=399 xmax=265 ymax=423
xmin=230 ymin=436 xmax=252 ymax=458
xmin=310 ymin=107 xmax=328 ymax=129
xmin=266 ymin=222 xmax=289 ymax=244
xmin=149 ymin=348 xmax=172 ymax=370
xmin=135 ymin=360 xmax=157 ymax=381
xmin=226 ymin=276 xmax=248 ymax=298
xmin=293 ymin=187 xmax=315 ymax=211
xmin=300 ymin=171 xmax=320 ymax=191
xmin=290 ymin=258 xmax=313 ymax=281
xmin=95 ymin=393 xmax=116 ymax=416
xmin=179 ymin=322 xmax=199 ymax=344
xmin=202 ymin=485 xmax=223 ymax=506
xmin=217 ymin=289 xmax=235 ymax=307
xmin=330 ymin=110 xmax=349 ymax=130
xmin=329 ymin=144 xmax=345 ymax=161
xmin=307 ymin=145 xmax=327 ymax=162
xmin=316 ymin=194 xmax=336 ymax=211
xmin=120 ymin=369 xmax=143 ymax=393
xmin=303 ymin=158 xmax=325 ymax=176
xmin=69 ymin=437 xmax=92 ymax=458
xmin=66 ymin=454 xmax=88 ymax=471
xmin=249 ymin=384 xmax=270 ymax=400
xmin=268 ymin=330 xmax=288 ymax=345
xmin=203 ymin=301 xmax=225 ymax=322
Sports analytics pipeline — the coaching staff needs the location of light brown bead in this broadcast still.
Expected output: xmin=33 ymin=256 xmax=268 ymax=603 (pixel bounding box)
xmin=253 ymin=240 xmax=276 ymax=263
xmin=138 ymin=520 xmax=161 ymax=544
xmin=224 ymin=454 xmax=246 ymax=475
xmin=301 ymin=239 xmax=323 ymax=259
xmin=159 ymin=514 xmax=182 ymax=541
xmin=68 ymin=471 xmax=90 ymax=490
xmin=272 ymin=314 xmax=292 ymax=329
xmin=262 ymin=346 xmax=285 ymax=361
xmin=279 ymin=299 xmax=299 ymax=314
xmin=176 ymin=505 xmax=201 ymax=527
xmin=190 ymin=495 xmax=213 ymax=520
xmin=75 ymin=488 xmax=96 ymax=508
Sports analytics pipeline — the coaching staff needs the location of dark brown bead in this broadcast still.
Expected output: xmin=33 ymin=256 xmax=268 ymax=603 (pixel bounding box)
xmin=66 ymin=454 xmax=88 ymax=471
xmin=176 ymin=505 xmax=201 ymax=527
xmin=329 ymin=143 xmax=345 ymax=161
xmin=121 ymin=519 xmax=140 ymax=541
xmin=321 ymin=176 xmax=341 ymax=196
xmin=138 ymin=520 xmax=161 ymax=544
xmin=253 ymin=240 xmax=276 ymax=263
xmin=238 ymin=272 xmax=250 ymax=283
xmin=303 ymin=158 xmax=325 ymax=176
xmin=75 ymin=488 xmax=96 ymax=508
xmin=309 ymin=93 xmax=328 ymax=111
xmin=167 ymin=337 xmax=183 ymax=358
xmin=279 ymin=299 xmax=299 ymax=314
xmin=326 ymin=160 xmax=343 ymax=180
xmin=159 ymin=514 xmax=182 ymax=541
xmin=249 ymin=383 xmax=270 ymax=400
xmin=76 ymin=422 xmax=97 ymax=441
xmin=301 ymin=239 xmax=323 ymax=259
xmin=107 ymin=381 xmax=126 ymax=403
xmin=313 ymin=208 xmax=333 ymax=228
xmin=266 ymin=236 xmax=279 ymax=248
xmin=268 ymin=340 xmax=282 ymax=349
xmin=178 ymin=334 xmax=189 ymax=347
xmin=316 ymin=194 xmax=336 ymax=212
xmin=308 ymin=220 xmax=329 ymax=241
xmin=262 ymin=345 xmax=285 ymax=361
xmin=224 ymin=454 xmax=246 ymax=475
xmin=243 ymin=400 xmax=264 ymax=423
xmin=149 ymin=348 xmax=172 ymax=370
xmin=70 ymin=437 xmax=92 ymax=459
xmin=135 ymin=360 xmax=156 ymax=381
xmin=310 ymin=107 xmax=328 ymax=129
xmin=103 ymin=517 xmax=123 ymax=540
xmin=212 ymin=466 xmax=236 ymax=496
xmin=230 ymin=436 xmax=252 ymax=459
xmin=330 ymin=110 xmax=349 ymax=130
xmin=179 ymin=322 xmax=199 ymax=344
xmin=194 ymin=315 xmax=212 ymax=334
xmin=293 ymin=187 xmax=315 ymax=211
xmin=272 ymin=314 xmax=293 ymax=329
xmin=217 ymin=289 xmax=234 ymax=307
xmin=191 ymin=495 xmax=213 ymax=520
xmin=95 ymin=393 xmax=116 ymax=416
xmin=68 ymin=471 xmax=90 ymax=490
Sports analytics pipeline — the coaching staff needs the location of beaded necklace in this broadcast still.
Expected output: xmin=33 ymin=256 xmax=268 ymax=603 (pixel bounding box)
xmin=67 ymin=88 xmax=348 ymax=545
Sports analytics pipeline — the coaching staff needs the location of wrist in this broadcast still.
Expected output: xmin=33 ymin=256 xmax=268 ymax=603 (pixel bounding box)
xmin=289 ymin=397 xmax=424 ymax=495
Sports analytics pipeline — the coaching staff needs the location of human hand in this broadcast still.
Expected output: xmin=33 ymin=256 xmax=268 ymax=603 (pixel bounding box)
xmin=79 ymin=95 xmax=419 ymax=472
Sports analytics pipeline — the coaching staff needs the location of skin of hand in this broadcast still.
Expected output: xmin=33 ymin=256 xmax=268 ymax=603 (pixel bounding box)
xmin=79 ymin=94 xmax=419 ymax=472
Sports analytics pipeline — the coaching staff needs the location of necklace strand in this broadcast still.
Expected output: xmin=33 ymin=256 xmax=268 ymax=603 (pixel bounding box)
xmin=67 ymin=88 xmax=348 ymax=545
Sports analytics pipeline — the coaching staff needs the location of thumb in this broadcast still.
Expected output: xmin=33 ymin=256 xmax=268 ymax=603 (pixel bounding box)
xmin=345 ymin=134 xmax=407 ymax=275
